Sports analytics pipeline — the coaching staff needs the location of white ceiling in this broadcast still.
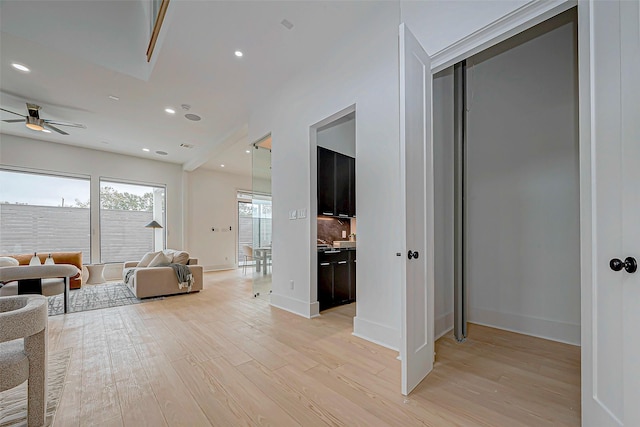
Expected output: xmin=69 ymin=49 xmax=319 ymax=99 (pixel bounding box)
xmin=0 ymin=0 xmax=388 ymax=174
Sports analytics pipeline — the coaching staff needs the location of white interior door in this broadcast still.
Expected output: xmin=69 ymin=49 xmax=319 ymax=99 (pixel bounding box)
xmin=581 ymin=1 xmax=640 ymax=425
xmin=399 ymin=23 xmax=434 ymax=396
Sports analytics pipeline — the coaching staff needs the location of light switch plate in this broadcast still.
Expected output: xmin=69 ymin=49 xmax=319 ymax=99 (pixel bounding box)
xmin=298 ymin=208 xmax=307 ymax=219
xmin=289 ymin=209 xmax=297 ymax=220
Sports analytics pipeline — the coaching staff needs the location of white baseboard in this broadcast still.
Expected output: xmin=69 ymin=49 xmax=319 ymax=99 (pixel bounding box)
xmin=353 ymin=316 xmax=400 ymax=351
xmin=469 ymin=308 xmax=581 ymax=346
xmin=435 ymin=312 xmax=454 ymax=340
xmin=203 ymin=264 xmax=236 ymax=272
xmin=270 ymin=293 xmax=316 ymax=319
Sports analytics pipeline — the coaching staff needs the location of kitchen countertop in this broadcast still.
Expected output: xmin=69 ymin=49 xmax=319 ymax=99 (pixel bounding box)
xmin=317 ymin=246 xmax=356 ymax=252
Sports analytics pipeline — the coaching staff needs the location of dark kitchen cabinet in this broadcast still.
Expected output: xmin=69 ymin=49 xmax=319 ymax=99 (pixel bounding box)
xmin=318 ymin=258 xmax=334 ymax=309
xmin=318 ymin=250 xmax=356 ymax=311
xmin=317 ymin=147 xmax=355 ymax=217
xmin=317 ymin=147 xmax=336 ymax=216
xmin=348 ymin=156 xmax=356 ymax=217
xmin=349 ymin=250 xmax=356 ymax=301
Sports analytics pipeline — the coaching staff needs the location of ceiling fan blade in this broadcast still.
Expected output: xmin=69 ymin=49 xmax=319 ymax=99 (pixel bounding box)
xmin=2 ymin=119 xmax=26 ymax=123
xmin=0 ymin=107 xmax=26 ymax=117
xmin=43 ymin=120 xmax=86 ymax=129
xmin=44 ymin=123 xmax=69 ymax=135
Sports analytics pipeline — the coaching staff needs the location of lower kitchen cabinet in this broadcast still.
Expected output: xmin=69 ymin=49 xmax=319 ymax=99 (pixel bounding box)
xmin=318 ymin=250 xmax=356 ymax=311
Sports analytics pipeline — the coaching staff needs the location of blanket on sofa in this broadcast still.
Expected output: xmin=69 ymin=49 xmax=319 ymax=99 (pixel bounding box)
xmin=170 ymin=263 xmax=194 ymax=292
xmin=124 ymin=268 xmax=136 ymax=285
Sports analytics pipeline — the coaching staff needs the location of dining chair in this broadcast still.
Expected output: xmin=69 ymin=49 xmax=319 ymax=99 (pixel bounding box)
xmin=242 ymin=245 xmax=254 ymax=275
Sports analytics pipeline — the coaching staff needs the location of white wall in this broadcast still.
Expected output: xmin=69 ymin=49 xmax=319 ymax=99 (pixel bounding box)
xmin=465 ymin=12 xmax=580 ymax=344
xmin=0 ymin=134 xmax=184 ymax=269
xmin=249 ymin=3 xmax=403 ymax=348
xmin=317 ymin=116 xmax=356 ymax=158
xmin=433 ymin=68 xmax=455 ymax=339
xmin=184 ymin=168 xmax=253 ymax=271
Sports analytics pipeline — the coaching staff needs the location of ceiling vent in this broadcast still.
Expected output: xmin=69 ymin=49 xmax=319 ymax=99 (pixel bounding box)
xmin=281 ymin=19 xmax=294 ymax=30
xmin=180 ymin=143 xmax=195 ymax=149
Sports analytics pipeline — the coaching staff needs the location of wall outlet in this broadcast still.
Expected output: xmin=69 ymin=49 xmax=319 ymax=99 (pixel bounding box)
xmin=290 ymin=280 xmax=294 ymax=290
xmin=342 ymin=230 xmax=347 ymax=238
xmin=289 ymin=209 xmax=297 ymax=220
xmin=298 ymin=208 xmax=307 ymax=219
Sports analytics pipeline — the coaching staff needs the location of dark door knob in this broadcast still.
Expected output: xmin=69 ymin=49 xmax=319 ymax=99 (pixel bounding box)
xmin=610 ymin=257 xmax=637 ymax=273
xmin=408 ymin=250 xmax=419 ymax=260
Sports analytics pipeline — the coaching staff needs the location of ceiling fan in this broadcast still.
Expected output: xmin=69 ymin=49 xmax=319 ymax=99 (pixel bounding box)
xmin=1 ymin=103 xmax=86 ymax=135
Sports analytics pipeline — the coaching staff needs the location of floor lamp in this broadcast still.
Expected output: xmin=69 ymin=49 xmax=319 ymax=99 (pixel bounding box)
xmin=145 ymin=220 xmax=163 ymax=251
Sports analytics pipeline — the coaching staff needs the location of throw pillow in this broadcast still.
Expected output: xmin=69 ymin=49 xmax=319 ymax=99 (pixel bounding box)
xmin=138 ymin=251 xmax=160 ymax=268
xmin=172 ymin=251 xmax=190 ymax=265
xmin=0 ymin=257 xmax=19 ymax=267
xmin=148 ymin=252 xmax=172 ymax=267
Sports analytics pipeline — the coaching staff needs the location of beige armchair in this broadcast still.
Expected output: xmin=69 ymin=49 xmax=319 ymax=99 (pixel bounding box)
xmin=0 ymin=295 xmax=48 ymax=427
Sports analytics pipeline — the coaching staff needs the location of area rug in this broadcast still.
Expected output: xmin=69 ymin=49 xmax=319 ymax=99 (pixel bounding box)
xmin=47 ymin=282 xmax=164 ymax=316
xmin=0 ymin=348 xmax=72 ymax=427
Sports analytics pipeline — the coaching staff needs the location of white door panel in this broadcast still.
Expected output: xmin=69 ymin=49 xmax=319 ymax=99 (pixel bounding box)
xmin=582 ymin=0 xmax=640 ymax=424
xmin=620 ymin=1 xmax=640 ymax=425
xmin=399 ymin=23 xmax=434 ymax=396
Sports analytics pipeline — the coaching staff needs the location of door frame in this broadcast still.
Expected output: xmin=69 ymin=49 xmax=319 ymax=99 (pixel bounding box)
xmin=309 ymin=104 xmax=357 ymax=318
xmin=411 ymin=0 xmax=597 ymax=420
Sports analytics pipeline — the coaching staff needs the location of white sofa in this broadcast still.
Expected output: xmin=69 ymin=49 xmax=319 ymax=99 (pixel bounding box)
xmin=123 ymin=250 xmax=203 ymax=299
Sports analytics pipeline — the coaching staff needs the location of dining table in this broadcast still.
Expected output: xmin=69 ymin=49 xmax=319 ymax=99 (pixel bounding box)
xmin=253 ymin=247 xmax=272 ymax=274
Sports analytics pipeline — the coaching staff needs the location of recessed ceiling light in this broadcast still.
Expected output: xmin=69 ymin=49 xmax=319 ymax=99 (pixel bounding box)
xmin=108 ymin=95 xmax=120 ymax=101
xmin=42 ymin=129 xmax=52 ymax=133
xmin=245 ymin=150 xmax=251 ymax=154
xmin=220 ymin=164 xmax=225 ymax=167
xmin=142 ymin=148 xmax=150 ymax=152
xmin=156 ymin=150 xmax=168 ymax=156
xmin=165 ymin=108 xmax=176 ymax=114
xmin=234 ymin=51 xmax=243 ymax=57
xmin=185 ymin=113 xmax=201 ymax=121
xmin=11 ymin=63 xmax=30 ymax=72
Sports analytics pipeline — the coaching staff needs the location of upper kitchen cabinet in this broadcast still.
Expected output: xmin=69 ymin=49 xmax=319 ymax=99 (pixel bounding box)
xmin=318 ymin=146 xmax=336 ymax=216
xmin=317 ymin=147 xmax=356 ymax=217
xmin=317 ymin=112 xmax=356 ymax=218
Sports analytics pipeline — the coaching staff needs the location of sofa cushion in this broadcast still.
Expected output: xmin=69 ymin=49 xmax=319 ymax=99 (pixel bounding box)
xmin=148 ymin=252 xmax=171 ymax=267
xmin=138 ymin=251 xmax=160 ymax=268
xmin=172 ymin=251 xmax=190 ymax=265
xmin=0 ymin=257 xmax=19 ymax=267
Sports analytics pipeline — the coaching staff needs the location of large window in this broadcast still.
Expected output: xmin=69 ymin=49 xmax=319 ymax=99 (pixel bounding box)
xmin=100 ymin=180 xmax=165 ymax=263
xmin=0 ymin=169 xmax=90 ymax=260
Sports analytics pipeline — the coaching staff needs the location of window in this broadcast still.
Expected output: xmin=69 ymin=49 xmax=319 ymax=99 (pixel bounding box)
xmin=237 ymin=192 xmax=272 ymax=264
xmin=0 ymin=169 xmax=90 ymax=260
xmin=100 ymin=180 xmax=165 ymax=263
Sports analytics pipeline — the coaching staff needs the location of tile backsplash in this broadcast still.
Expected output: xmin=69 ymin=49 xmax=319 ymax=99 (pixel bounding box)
xmin=317 ymin=216 xmax=351 ymax=245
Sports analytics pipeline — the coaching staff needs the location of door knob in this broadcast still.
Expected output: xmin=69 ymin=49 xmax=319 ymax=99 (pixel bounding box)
xmin=408 ymin=250 xmax=419 ymax=260
xmin=610 ymin=257 xmax=637 ymax=273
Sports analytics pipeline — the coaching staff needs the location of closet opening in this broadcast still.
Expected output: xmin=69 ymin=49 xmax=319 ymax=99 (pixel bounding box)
xmin=432 ymin=8 xmax=581 ymax=424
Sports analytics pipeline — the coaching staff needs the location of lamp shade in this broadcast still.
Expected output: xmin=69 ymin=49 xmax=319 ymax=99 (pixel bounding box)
xmin=145 ymin=220 xmax=163 ymax=229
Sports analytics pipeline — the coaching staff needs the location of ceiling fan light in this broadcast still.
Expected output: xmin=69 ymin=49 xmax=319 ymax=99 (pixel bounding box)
xmin=25 ymin=116 xmax=44 ymax=131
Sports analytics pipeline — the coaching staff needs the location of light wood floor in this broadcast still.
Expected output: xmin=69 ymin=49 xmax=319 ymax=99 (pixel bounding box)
xmin=47 ymin=270 xmax=580 ymax=426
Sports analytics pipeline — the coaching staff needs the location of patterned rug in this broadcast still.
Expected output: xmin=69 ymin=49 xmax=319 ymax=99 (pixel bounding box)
xmin=0 ymin=348 xmax=72 ymax=427
xmin=47 ymin=282 xmax=163 ymax=316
